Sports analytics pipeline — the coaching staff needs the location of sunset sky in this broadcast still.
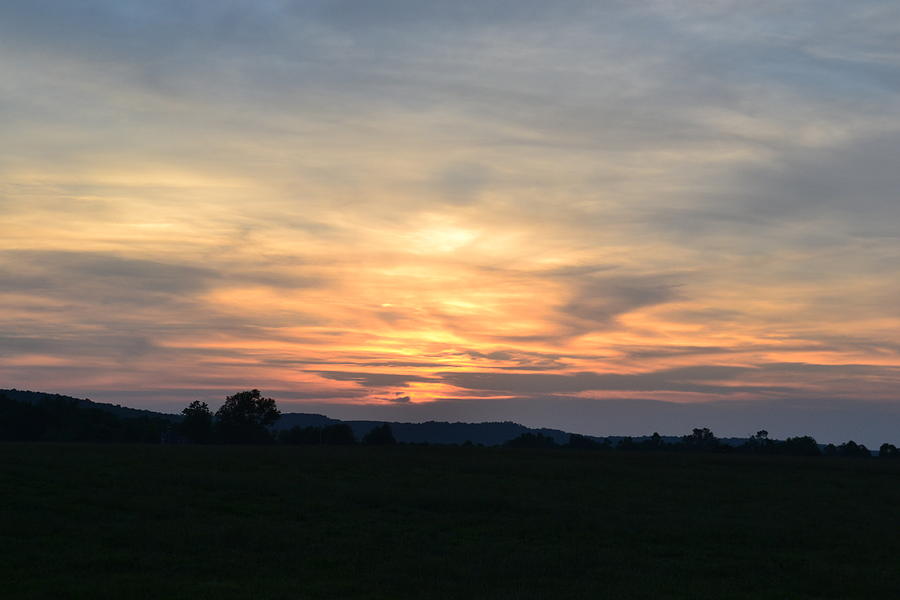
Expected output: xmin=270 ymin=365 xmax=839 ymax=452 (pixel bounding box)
xmin=3 ymin=1 xmax=900 ymax=444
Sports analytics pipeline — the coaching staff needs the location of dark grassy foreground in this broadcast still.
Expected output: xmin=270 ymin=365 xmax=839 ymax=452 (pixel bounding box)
xmin=2 ymin=444 xmax=898 ymax=599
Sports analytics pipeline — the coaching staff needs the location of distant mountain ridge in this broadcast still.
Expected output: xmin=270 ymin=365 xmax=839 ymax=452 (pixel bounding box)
xmin=2 ymin=389 xmax=606 ymax=445
xmin=274 ymin=413 xmax=576 ymax=446
xmin=2 ymin=388 xmax=751 ymax=447
xmin=273 ymin=414 xmax=752 ymax=447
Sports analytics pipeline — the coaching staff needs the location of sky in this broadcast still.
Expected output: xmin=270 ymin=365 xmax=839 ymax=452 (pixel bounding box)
xmin=3 ymin=1 xmax=900 ymax=445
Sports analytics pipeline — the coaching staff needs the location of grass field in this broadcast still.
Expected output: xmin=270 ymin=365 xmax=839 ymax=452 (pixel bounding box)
xmin=2 ymin=444 xmax=898 ymax=599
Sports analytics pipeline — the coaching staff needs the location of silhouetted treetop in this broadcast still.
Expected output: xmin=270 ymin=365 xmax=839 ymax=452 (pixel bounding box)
xmin=681 ymin=427 xmax=721 ymax=451
xmin=215 ymin=389 xmax=280 ymax=444
xmin=836 ymin=440 xmax=871 ymax=458
xmin=878 ymin=443 xmax=899 ymax=458
xmin=362 ymin=423 xmax=396 ymax=446
xmin=779 ymin=436 xmax=821 ymax=456
xmin=180 ymin=400 xmax=213 ymax=443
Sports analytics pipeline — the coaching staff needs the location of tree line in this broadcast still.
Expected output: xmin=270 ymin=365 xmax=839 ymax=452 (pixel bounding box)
xmin=176 ymin=390 xmax=398 ymax=445
xmin=506 ymin=427 xmax=900 ymax=458
xmin=2 ymin=389 xmax=898 ymax=457
xmin=0 ymin=389 xmax=399 ymax=446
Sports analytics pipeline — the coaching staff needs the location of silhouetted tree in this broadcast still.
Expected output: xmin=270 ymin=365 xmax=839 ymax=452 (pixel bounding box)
xmin=215 ymin=389 xmax=280 ymax=444
xmin=681 ymin=427 xmax=720 ymax=452
xmin=740 ymin=430 xmax=776 ymax=454
xmin=878 ymin=443 xmax=899 ymax=458
xmin=180 ymin=401 xmax=213 ymax=443
xmin=640 ymin=432 xmax=666 ymax=451
xmin=836 ymin=440 xmax=870 ymax=458
xmin=362 ymin=423 xmax=396 ymax=445
xmin=777 ymin=436 xmax=821 ymax=456
xmin=505 ymin=432 xmax=557 ymax=448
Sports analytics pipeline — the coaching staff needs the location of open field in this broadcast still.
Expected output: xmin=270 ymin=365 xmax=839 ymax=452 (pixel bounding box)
xmin=2 ymin=444 xmax=898 ymax=599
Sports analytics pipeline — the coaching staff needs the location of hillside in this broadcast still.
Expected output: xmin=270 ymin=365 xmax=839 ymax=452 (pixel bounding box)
xmin=1 ymin=389 xmax=180 ymax=421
